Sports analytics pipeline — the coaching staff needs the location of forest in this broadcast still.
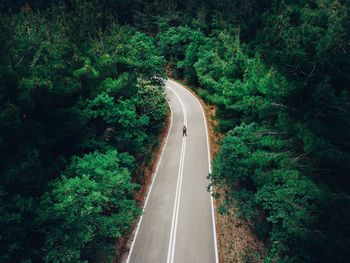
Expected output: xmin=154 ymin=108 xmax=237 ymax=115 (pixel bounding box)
xmin=1 ymin=0 xmax=350 ymax=262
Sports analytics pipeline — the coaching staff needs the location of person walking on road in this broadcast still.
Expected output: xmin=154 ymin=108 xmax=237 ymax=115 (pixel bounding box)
xmin=182 ymin=124 xmax=187 ymax=137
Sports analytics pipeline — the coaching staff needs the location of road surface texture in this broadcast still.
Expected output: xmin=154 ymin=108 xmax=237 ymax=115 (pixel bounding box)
xmin=126 ymin=79 xmax=218 ymax=263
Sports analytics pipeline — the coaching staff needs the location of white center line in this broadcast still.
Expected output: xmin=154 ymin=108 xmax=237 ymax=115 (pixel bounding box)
xmin=166 ymin=84 xmax=188 ymax=263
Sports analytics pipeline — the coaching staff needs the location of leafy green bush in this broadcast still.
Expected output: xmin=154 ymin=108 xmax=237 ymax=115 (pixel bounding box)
xmin=157 ymin=26 xmax=207 ymax=83
xmin=38 ymin=150 xmax=140 ymax=262
xmin=212 ymin=123 xmax=319 ymax=261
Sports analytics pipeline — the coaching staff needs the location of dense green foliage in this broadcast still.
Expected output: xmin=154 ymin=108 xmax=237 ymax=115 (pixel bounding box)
xmin=0 ymin=2 xmax=167 ymax=262
xmin=1 ymin=0 xmax=350 ymax=262
xmin=39 ymin=150 xmax=140 ymax=262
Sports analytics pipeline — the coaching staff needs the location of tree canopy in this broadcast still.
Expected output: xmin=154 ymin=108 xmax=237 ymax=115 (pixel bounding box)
xmin=1 ymin=0 xmax=349 ymax=262
xmin=0 ymin=2 xmax=167 ymax=261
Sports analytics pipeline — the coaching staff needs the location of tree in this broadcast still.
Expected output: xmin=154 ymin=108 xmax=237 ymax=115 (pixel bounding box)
xmin=38 ymin=150 xmax=141 ymax=262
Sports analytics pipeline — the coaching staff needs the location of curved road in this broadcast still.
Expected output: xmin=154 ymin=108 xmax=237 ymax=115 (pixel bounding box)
xmin=126 ymin=80 xmax=218 ymax=263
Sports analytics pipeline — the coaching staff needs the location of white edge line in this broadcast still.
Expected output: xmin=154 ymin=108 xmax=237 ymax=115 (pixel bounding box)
xmin=168 ymin=79 xmax=219 ymax=263
xmin=166 ymin=85 xmax=188 ymax=263
xmin=126 ymin=88 xmax=174 ymax=263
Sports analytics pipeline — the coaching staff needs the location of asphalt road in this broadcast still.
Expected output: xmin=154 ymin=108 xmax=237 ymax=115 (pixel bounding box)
xmin=126 ymin=79 xmax=218 ymax=263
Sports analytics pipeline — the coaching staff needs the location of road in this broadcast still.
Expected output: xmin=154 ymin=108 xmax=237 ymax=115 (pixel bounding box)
xmin=126 ymin=79 xmax=218 ymax=263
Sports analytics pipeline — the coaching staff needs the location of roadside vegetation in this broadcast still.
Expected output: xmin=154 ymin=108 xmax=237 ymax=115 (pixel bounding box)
xmin=0 ymin=1 xmax=167 ymax=262
xmin=1 ymin=1 xmax=349 ymax=262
